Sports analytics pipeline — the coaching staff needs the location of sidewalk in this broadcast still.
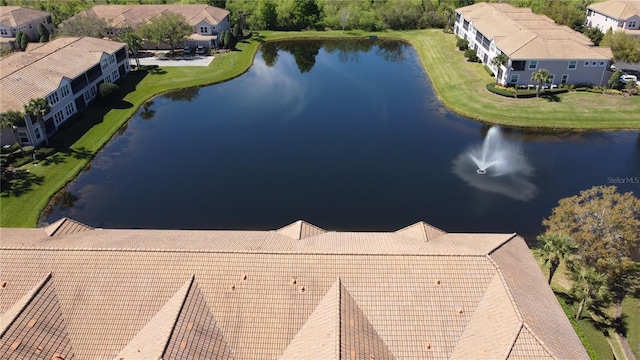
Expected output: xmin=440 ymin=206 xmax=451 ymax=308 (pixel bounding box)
xmin=134 ymin=51 xmax=214 ymax=67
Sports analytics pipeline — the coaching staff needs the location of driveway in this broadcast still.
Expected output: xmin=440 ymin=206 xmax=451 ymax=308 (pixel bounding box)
xmin=133 ymin=51 xmax=214 ymax=67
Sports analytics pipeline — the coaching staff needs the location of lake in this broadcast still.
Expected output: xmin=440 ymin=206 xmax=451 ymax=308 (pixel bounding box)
xmin=44 ymin=40 xmax=640 ymax=243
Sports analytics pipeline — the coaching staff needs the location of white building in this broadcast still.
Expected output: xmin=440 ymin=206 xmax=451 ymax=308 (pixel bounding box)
xmin=0 ymin=37 xmax=130 ymax=147
xmin=455 ymin=2 xmax=613 ymax=87
xmin=586 ymin=0 xmax=640 ymax=36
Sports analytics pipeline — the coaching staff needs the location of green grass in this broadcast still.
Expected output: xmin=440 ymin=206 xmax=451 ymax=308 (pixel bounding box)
xmin=2 ymin=29 xmax=640 ymax=228
xmin=622 ymin=296 xmax=640 ymax=358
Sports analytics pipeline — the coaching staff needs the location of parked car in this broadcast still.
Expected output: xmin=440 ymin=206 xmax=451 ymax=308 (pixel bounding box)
xmin=183 ymin=46 xmax=192 ymax=55
xmin=196 ymin=45 xmax=206 ymax=55
xmin=620 ymin=74 xmax=638 ymax=84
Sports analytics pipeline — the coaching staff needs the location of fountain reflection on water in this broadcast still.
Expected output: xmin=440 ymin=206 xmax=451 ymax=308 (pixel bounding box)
xmin=452 ymin=126 xmax=538 ymax=201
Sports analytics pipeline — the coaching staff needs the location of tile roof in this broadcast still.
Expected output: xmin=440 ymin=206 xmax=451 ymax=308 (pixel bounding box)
xmin=458 ymin=2 xmax=613 ymax=60
xmin=0 ymin=37 xmax=126 ymax=113
xmin=588 ymin=0 xmax=640 ymax=20
xmin=0 ymin=273 xmax=76 ymax=360
xmin=75 ymin=4 xmax=229 ymax=29
xmin=0 ymin=6 xmax=50 ymax=28
xmin=0 ymin=219 xmax=589 ymax=359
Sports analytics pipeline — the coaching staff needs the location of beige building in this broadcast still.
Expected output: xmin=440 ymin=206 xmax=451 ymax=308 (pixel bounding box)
xmin=0 ymin=218 xmax=589 ymax=359
xmin=0 ymin=6 xmax=55 ymax=49
xmin=587 ymin=0 xmax=640 ymax=36
xmin=0 ymin=37 xmax=130 ymax=147
xmin=73 ymin=4 xmax=231 ymax=51
xmin=455 ymin=2 xmax=613 ymax=87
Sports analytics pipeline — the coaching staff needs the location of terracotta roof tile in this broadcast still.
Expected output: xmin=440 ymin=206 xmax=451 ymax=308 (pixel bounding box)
xmin=508 ymin=325 xmax=554 ymax=359
xmin=0 ymin=274 xmax=75 ymax=360
xmin=588 ymin=0 xmax=640 ymax=20
xmin=395 ymin=221 xmax=446 ymax=242
xmin=0 ymin=6 xmax=50 ymax=28
xmin=490 ymin=238 xmax=589 ymax=359
xmin=0 ymin=220 xmax=587 ymax=359
xmin=45 ymin=218 xmax=93 ymax=237
xmin=73 ymin=5 xmax=229 ymax=29
xmin=277 ymin=220 xmax=326 ymax=240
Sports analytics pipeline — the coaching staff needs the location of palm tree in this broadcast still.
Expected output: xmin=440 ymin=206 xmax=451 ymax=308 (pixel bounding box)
xmin=0 ymin=110 xmax=26 ymax=155
xmin=534 ymin=233 xmax=577 ymax=284
xmin=121 ymin=28 xmax=142 ymax=69
xmin=571 ymin=266 xmax=610 ymax=320
xmin=23 ymin=98 xmax=51 ymax=147
xmin=490 ymin=53 xmax=509 ymax=84
xmin=531 ymin=69 xmax=552 ymax=97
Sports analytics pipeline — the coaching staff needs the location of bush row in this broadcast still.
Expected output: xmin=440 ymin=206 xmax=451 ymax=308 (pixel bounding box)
xmin=486 ymin=83 xmax=569 ymax=98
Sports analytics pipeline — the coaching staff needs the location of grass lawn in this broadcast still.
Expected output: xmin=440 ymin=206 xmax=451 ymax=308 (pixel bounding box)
xmin=622 ymin=296 xmax=640 ymax=358
xmin=2 ymin=29 xmax=639 ymax=228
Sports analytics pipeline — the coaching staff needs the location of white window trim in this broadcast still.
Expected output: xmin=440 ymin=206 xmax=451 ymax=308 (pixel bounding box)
xmin=599 ymin=60 xmax=605 ymax=67
xmin=561 ymin=74 xmax=569 ymax=84
xmin=568 ymin=60 xmax=577 ymax=70
xmin=509 ymin=74 xmax=519 ymax=83
xmin=528 ymin=60 xmax=538 ymax=70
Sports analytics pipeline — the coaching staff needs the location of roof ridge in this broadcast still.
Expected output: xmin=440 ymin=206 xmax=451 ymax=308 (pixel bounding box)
xmin=520 ymin=323 xmax=559 ymax=359
xmin=486 ymin=255 xmax=524 ymax=323
xmin=0 ymin=273 xmax=52 ymax=337
xmin=114 ymin=275 xmax=194 ymax=360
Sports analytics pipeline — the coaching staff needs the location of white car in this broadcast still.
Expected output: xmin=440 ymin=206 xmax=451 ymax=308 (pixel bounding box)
xmin=620 ymin=74 xmax=638 ymax=84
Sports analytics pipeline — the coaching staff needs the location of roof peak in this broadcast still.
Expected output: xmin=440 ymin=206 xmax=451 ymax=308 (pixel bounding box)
xmin=276 ymin=220 xmax=326 ymax=240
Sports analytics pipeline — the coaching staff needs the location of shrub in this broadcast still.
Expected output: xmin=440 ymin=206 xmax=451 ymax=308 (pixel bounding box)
xmin=604 ymin=89 xmax=623 ymax=95
xmin=456 ymin=37 xmax=469 ymax=51
xmin=464 ymin=49 xmax=478 ymax=62
xmin=1 ymin=143 xmax=19 ymax=154
xmin=35 ymin=147 xmax=55 ymax=158
xmin=586 ymin=88 xmax=604 ymax=93
xmin=483 ymin=65 xmax=494 ymax=77
xmin=99 ymin=83 xmax=121 ymax=102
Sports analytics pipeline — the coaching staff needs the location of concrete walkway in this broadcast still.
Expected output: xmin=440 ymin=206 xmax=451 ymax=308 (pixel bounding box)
xmin=133 ymin=51 xmax=214 ymax=67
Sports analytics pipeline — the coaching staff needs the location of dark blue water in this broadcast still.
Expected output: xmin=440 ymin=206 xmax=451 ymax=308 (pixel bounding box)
xmin=44 ymin=40 xmax=640 ymax=242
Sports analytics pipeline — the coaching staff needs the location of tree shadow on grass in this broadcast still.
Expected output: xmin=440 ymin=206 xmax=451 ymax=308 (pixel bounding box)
xmin=0 ymin=169 xmax=45 ymax=197
xmin=40 ymin=153 xmax=66 ymax=166
xmin=68 ymin=146 xmax=92 ymax=160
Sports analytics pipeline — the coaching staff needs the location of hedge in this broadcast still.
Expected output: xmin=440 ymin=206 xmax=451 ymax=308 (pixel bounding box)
xmin=486 ymin=83 xmax=569 ymax=98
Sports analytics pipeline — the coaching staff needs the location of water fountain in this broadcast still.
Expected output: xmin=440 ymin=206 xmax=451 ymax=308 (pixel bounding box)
xmin=452 ymin=126 xmax=538 ymax=201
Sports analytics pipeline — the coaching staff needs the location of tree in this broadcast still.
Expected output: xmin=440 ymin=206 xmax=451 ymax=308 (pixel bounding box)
xmin=19 ymin=32 xmax=31 ymax=51
xmin=23 ymin=98 xmax=51 ymax=147
xmin=571 ymin=266 xmax=610 ymax=320
xmin=117 ymin=28 xmax=142 ymax=69
xmin=583 ymin=27 xmax=604 ymax=46
xmin=57 ymin=14 xmax=109 ymax=38
xmin=99 ymin=83 xmax=121 ymax=102
xmin=14 ymin=30 xmax=23 ymax=50
xmin=543 ymin=186 xmax=640 ymax=287
xmin=258 ymin=0 xmax=277 ymax=30
xmin=292 ymin=0 xmax=321 ymax=30
xmin=602 ymin=29 xmax=640 ymax=63
xmin=38 ymin=23 xmax=50 ymax=43
xmin=608 ymin=69 xmax=622 ymax=89
xmin=534 ymin=233 xmax=577 ymax=284
xmin=531 ymin=69 xmax=552 ymax=97
xmin=0 ymin=110 xmax=26 ymax=155
xmin=139 ymin=12 xmax=192 ymax=54
xmin=232 ymin=23 xmax=243 ymax=41
xmin=339 ymin=7 xmax=350 ymax=31
xmin=491 ymin=53 xmax=508 ymax=83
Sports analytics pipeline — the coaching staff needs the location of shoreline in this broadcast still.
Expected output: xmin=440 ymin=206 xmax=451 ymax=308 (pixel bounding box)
xmin=3 ymin=29 xmax=640 ymax=228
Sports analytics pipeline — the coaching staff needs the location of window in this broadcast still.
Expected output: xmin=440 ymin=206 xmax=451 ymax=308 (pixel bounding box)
xmin=104 ymin=74 xmax=112 ymax=83
xmin=34 ymin=127 xmax=41 ymax=140
xmin=60 ymin=84 xmax=70 ymax=98
xmin=528 ymin=60 xmax=538 ymax=70
xmin=29 ymin=24 xmax=32 ymax=29
xmin=200 ymin=26 xmax=208 ymax=33
xmin=0 ymin=29 xmax=7 ymax=35
xmin=47 ymin=91 xmax=59 ymax=106
xmin=510 ymin=74 xmax=519 ymax=83
xmin=568 ymin=60 xmax=577 ymax=69
xmin=463 ymin=19 xmax=469 ymax=30
xmin=584 ymin=61 xmax=590 ymax=67
xmin=511 ymin=60 xmax=526 ymax=71
xmin=629 ymin=20 xmax=637 ymax=28
xmin=101 ymin=57 xmax=109 ymax=70
xmin=561 ymin=74 xmax=569 ymax=84
xmin=599 ymin=60 xmax=605 ymax=67
xmin=18 ymin=131 xmax=28 ymax=143
xmin=111 ymin=69 xmax=119 ymax=82
xmin=83 ymin=89 xmax=92 ymax=102
xmin=592 ymin=61 xmax=597 ymax=66
xmin=54 ymin=110 xmax=64 ymax=124
xmin=548 ymin=74 xmax=555 ymax=84
xmin=108 ymin=54 xmax=116 ymax=66
xmin=64 ymin=102 xmax=75 ymax=117
xmin=106 ymin=28 xmax=114 ymax=36
xmin=90 ymin=85 xmax=97 ymax=98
